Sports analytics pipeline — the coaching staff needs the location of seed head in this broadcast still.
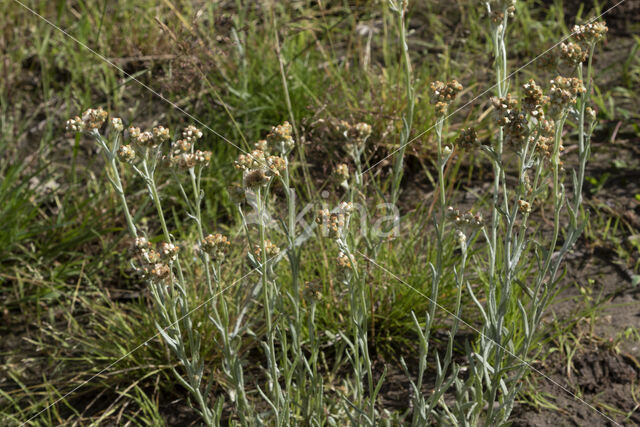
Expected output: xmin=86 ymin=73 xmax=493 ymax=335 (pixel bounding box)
xmin=244 ymin=169 xmax=270 ymax=188
xmin=455 ymin=128 xmax=478 ymax=150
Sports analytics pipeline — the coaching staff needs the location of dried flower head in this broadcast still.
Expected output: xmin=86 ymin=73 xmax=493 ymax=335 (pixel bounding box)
xmin=127 ymin=126 xmax=141 ymax=141
xmin=111 ymin=117 xmax=124 ymax=132
xmin=254 ymin=139 xmax=268 ymax=152
xmin=254 ymin=239 xmax=280 ymax=258
xmin=337 ymin=251 xmax=357 ymax=271
xmin=518 ymin=199 xmax=532 ymax=214
xmin=491 ymin=94 xmax=519 ymax=126
xmin=430 ymin=80 xmax=463 ymax=115
xmin=194 ymin=150 xmax=212 ymax=166
xmin=267 ymin=121 xmax=295 ymax=153
xmin=559 ymin=42 xmax=588 ymax=65
xmin=235 ymin=150 xmax=267 ymax=171
xmin=149 ymin=263 xmax=171 ymax=282
xmin=173 ymin=139 xmax=192 ymax=154
xmin=572 ymin=22 xmax=608 ymax=45
xmin=182 ymin=125 xmax=203 ymax=142
xmin=266 ymin=155 xmax=286 ymax=176
xmin=521 ymin=79 xmax=548 ymax=118
xmin=244 ymin=169 xmax=270 ymax=188
xmin=316 ymin=209 xmax=347 ymax=238
xmin=81 ymin=107 xmax=109 ymax=130
xmin=489 ymin=0 xmax=516 ymax=22
xmin=491 ymin=93 xmax=530 ymax=147
xmin=153 ymin=126 xmax=171 ymax=143
xmin=65 ymin=116 xmax=84 ymax=133
xmin=455 ymin=128 xmax=478 ymax=150
xmin=350 ymin=122 xmax=372 ymax=141
xmin=202 ymin=233 xmax=231 ymax=261
xmin=160 ymin=242 xmax=180 ymax=262
xmin=134 ymin=236 xmax=152 ymax=253
xmin=334 ymin=163 xmax=350 ymax=186
xmin=447 ymin=206 xmax=484 ymax=230
xmin=548 ymin=76 xmax=585 ymax=118
xmin=117 ymin=145 xmax=136 ymax=163
xmin=533 ymin=119 xmax=556 ymax=160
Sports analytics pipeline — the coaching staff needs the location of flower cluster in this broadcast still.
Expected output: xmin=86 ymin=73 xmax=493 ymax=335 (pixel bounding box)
xmin=266 ymin=121 xmax=295 ymax=153
xmin=165 ymin=126 xmax=212 ymax=170
xmin=337 ymin=251 xmax=357 ymax=271
xmin=572 ymin=22 xmax=608 ymax=45
xmin=65 ymin=107 xmax=109 ymax=132
xmin=430 ymin=80 xmax=464 ymax=116
xmin=455 ymin=128 xmax=478 ymax=150
xmin=334 ymin=163 xmax=350 ymax=187
xmin=521 ymin=79 xmax=548 ymax=118
xmin=532 ymin=119 xmax=557 ymax=160
xmin=491 ymin=95 xmax=528 ymax=146
xmin=316 ymin=202 xmax=353 ymax=238
xmin=548 ymin=76 xmax=585 ymax=119
xmin=518 ymin=199 xmax=532 ymax=214
xmin=202 ymin=233 xmax=231 ymax=262
xmin=559 ymin=42 xmax=588 ymax=65
xmin=447 ymin=206 xmax=484 ymax=230
xmin=335 ymin=120 xmax=373 ymax=154
xmin=133 ymin=236 xmax=176 ymax=283
xmin=127 ymin=127 xmax=156 ymax=147
xmin=117 ymin=145 xmax=136 ymax=163
xmin=489 ymin=0 xmax=517 ymax=23
xmin=253 ymin=239 xmax=280 ymax=257
xmin=111 ymin=117 xmax=124 ymax=132
xmin=235 ymin=123 xmax=292 ymax=187
xmin=160 ymin=242 xmax=180 ymax=262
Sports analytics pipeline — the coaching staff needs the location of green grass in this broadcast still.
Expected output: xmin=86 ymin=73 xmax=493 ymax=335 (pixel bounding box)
xmin=1 ymin=0 xmax=639 ymax=424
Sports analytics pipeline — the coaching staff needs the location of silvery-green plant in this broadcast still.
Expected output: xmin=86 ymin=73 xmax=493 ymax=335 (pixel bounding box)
xmin=66 ymin=116 xmax=243 ymax=426
xmin=235 ymin=121 xmax=323 ymax=425
xmin=397 ymin=1 xmax=607 ymax=424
